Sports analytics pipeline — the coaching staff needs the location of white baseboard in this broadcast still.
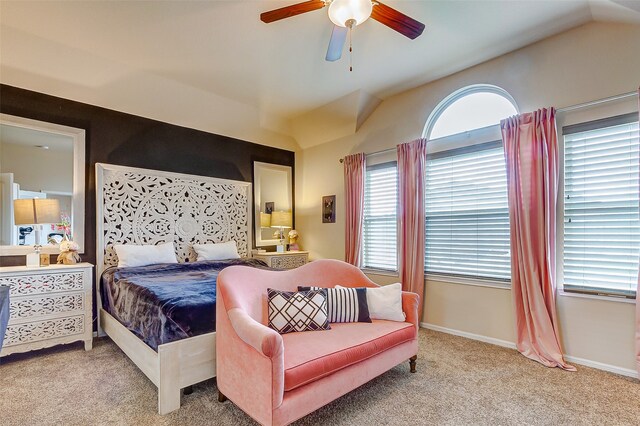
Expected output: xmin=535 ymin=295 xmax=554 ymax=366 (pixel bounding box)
xmin=420 ymin=322 xmax=638 ymax=380
xmin=563 ymin=355 xmax=638 ymax=379
xmin=421 ymin=322 xmax=517 ymax=350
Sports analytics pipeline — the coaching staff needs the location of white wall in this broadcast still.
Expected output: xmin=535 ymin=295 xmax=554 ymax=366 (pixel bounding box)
xmin=296 ymin=22 xmax=640 ymax=375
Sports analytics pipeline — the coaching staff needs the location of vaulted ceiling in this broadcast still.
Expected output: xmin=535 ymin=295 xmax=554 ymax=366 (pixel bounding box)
xmin=1 ymin=1 xmax=639 ymax=149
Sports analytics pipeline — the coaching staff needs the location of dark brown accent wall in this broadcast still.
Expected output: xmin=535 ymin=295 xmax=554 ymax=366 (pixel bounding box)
xmin=0 ymin=84 xmax=295 ymax=267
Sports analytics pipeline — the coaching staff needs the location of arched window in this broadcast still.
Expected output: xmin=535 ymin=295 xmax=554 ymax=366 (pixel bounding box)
xmin=424 ymin=85 xmax=518 ymax=140
xmin=423 ymin=85 xmax=518 ymax=283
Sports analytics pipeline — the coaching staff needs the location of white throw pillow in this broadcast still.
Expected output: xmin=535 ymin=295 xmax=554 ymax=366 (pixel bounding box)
xmin=113 ymin=242 xmax=178 ymax=268
xmin=192 ymin=241 xmax=240 ymax=261
xmin=337 ymin=282 xmax=405 ymax=322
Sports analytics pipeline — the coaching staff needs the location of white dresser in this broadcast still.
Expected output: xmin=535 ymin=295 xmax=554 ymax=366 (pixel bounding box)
xmin=253 ymin=251 xmax=309 ymax=269
xmin=0 ymin=263 xmax=93 ymax=357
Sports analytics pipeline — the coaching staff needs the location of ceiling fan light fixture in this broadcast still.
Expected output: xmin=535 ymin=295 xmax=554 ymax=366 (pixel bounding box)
xmin=327 ymin=0 xmax=373 ymax=27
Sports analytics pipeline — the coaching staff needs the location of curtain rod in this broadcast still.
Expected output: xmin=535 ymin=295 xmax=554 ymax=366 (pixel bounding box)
xmin=339 ymin=147 xmax=396 ymax=163
xmin=556 ymin=90 xmax=638 ymax=113
xmin=339 ymin=90 xmax=639 ymax=163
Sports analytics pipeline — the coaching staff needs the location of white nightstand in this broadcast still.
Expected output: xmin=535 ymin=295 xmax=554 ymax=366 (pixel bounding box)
xmin=254 ymin=251 xmax=309 ymax=269
xmin=0 ymin=262 xmax=93 ymax=357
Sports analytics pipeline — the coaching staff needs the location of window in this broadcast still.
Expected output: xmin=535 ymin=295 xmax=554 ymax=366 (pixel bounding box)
xmin=562 ymin=113 xmax=640 ymax=298
xmin=362 ymin=162 xmax=397 ymax=271
xmin=422 ymin=85 xmax=516 ymax=282
xmin=425 ymin=142 xmax=511 ymax=280
xmin=425 ymin=85 xmax=518 ymax=140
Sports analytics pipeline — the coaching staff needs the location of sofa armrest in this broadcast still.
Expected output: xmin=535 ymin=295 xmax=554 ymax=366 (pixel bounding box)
xmin=219 ymin=307 xmax=286 ymax=413
xmin=227 ymin=308 xmax=283 ymax=358
xmin=402 ymin=291 xmax=420 ymax=330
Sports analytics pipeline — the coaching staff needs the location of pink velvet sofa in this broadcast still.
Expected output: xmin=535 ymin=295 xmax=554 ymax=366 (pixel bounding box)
xmin=216 ymin=259 xmax=420 ymax=426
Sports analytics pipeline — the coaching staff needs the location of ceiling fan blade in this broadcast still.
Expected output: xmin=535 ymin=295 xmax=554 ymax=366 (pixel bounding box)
xmin=326 ymin=25 xmax=348 ymax=62
xmin=371 ymin=1 xmax=425 ymax=40
xmin=260 ymin=0 xmax=326 ymax=23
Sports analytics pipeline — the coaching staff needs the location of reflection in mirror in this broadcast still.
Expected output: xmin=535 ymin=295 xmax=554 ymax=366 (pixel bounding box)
xmin=0 ymin=114 xmax=85 ymax=255
xmin=253 ymin=162 xmax=293 ymax=247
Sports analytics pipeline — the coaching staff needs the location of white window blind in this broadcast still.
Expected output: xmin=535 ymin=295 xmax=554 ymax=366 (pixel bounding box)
xmin=563 ymin=114 xmax=640 ymax=298
xmin=363 ymin=162 xmax=397 ymax=271
xmin=425 ymin=141 xmax=511 ymax=281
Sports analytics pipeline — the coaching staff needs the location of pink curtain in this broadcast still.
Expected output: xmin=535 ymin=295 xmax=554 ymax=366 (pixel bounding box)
xmin=397 ymin=139 xmax=427 ymax=321
xmin=501 ymin=108 xmax=575 ymax=371
xmin=636 ymin=87 xmax=640 ymax=375
xmin=344 ymin=153 xmax=366 ymax=266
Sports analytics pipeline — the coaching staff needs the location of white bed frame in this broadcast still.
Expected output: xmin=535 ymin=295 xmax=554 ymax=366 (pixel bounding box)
xmin=95 ymin=163 xmax=252 ymax=414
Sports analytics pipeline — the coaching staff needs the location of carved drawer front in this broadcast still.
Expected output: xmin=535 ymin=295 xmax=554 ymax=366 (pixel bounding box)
xmin=9 ymin=292 xmax=85 ymax=321
xmin=1 ymin=272 xmax=84 ymax=297
xmin=271 ymin=255 xmax=306 ymax=269
xmin=3 ymin=315 xmax=85 ymax=347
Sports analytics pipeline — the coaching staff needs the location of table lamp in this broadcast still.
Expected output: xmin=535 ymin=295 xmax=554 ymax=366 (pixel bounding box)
xmin=13 ymin=198 xmax=60 ymax=267
xmin=270 ymin=211 xmax=292 ymax=253
xmin=260 ymin=212 xmax=271 ymax=228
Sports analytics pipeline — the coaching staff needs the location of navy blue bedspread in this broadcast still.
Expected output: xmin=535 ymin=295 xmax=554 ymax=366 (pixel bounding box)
xmin=0 ymin=285 xmax=9 ymax=352
xmin=101 ymin=258 xmax=268 ymax=351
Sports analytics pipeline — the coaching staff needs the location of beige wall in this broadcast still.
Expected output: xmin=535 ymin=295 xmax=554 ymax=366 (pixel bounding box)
xmin=1 ymin=142 xmax=73 ymax=194
xmin=296 ymin=22 xmax=640 ymax=375
xmin=257 ymin=167 xmax=292 ymax=242
xmin=0 ymin=25 xmax=299 ymax=153
xmin=557 ymin=296 xmax=636 ymax=369
xmin=295 ymin=144 xmax=345 ymax=259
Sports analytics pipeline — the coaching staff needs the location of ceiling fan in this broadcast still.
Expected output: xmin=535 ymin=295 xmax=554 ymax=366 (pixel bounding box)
xmin=260 ymin=0 xmax=425 ymax=62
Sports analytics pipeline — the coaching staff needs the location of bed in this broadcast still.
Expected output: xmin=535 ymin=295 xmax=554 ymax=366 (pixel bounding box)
xmin=100 ymin=259 xmax=268 ymax=351
xmin=95 ymin=163 xmax=254 ymax=414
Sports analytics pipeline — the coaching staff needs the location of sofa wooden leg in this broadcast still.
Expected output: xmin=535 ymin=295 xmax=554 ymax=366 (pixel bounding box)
xmin=218 ymin=390 xmax=228 ymax=403
xmin=183 ymin=386 xmax=193 ymax=395
xmin=409 ymin=355 xmax=417 ymax=373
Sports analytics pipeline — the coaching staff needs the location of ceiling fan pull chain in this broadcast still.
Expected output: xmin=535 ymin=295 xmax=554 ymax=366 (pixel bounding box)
xmin=348 ymin=19 xmax=354 ymax=72
xmin=349 ymin=28 xmax=353 ymax=72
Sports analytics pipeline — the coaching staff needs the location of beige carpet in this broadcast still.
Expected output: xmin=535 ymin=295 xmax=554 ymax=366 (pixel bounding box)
xmin=1 ymin=329 xmax=638 ymax=426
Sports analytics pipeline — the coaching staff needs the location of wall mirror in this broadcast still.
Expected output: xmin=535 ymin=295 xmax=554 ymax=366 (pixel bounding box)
xmin=253 ymin=162 xmax=293 ymax=247
xmin=0 ymin=114 xmax=85 ymax=255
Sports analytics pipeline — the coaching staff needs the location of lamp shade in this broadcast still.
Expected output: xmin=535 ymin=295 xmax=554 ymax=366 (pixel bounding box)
xmin=270 ymin=211 xmax=292 ymax=229
xmin=13 ymin=199 xmax=61 ymax=225
xmin=260 ymin=212 xmax=271 ymax=228
xmin=328 ymin=0 xmax=373 ymax=27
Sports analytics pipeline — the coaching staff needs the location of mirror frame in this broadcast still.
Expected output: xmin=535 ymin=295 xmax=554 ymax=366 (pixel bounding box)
xmin=0 ymin=113 xmax=86 ymax=255
xmin=253 ymin=162 xmax=293 ymax=247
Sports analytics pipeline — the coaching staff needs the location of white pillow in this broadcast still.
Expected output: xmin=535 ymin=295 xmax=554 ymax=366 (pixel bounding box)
xmin=192 ymin=241 xmax=240 ymax=261
xmin=337 ymin=282 xmax=405 ymax=322
xmin=113 ymin=242 xmax=178 ymax=268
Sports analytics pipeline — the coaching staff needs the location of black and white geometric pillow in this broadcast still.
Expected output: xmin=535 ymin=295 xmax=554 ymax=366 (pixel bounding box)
xmin=267 ymin=288 xmax=331 ymax=334
xmin=298 ymin=286 xmax=371 ymax=323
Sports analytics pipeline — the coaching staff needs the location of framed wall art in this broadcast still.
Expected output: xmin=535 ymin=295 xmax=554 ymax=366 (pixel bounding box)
xmin=322 ymin=195 xmax=336 ymax=223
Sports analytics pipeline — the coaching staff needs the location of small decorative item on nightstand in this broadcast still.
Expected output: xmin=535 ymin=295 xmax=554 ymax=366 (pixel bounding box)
xmin=288 ymin=229 xmax=300 ymax=251
xmin=39 ymin=253 xmax=50 ymax=266
xmin=57 ymin=240 xmax=82 ymax=265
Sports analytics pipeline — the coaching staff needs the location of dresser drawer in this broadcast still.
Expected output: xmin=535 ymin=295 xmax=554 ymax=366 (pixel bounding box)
xmin=3 ymin=315 xmax=85 ymax=347
xmin=254 ymin=252 xmax=309 ymax=270
xmin=271 ymin=255 xmax=307 ymax=269
xmin=0 ymin=271 xmax=85 ymax=297
xmin=9 ymin=292 xmax=85 ymax=322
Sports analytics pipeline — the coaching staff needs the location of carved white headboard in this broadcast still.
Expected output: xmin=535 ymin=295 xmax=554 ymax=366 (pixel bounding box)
xmin=95 ymin=163 xmax=252 ymax=278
